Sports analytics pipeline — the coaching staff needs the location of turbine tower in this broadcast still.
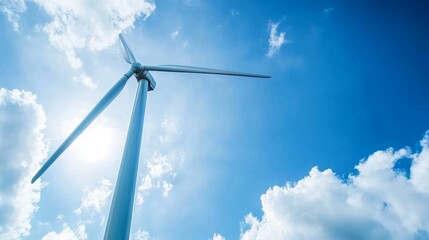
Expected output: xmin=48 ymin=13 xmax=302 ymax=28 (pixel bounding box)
xmin=31 ymin=33 xmax=270 ymax=239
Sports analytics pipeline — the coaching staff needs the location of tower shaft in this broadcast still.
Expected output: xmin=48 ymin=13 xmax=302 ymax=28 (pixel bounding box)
xmin=104 ymin=79 xmax=149 ymax=240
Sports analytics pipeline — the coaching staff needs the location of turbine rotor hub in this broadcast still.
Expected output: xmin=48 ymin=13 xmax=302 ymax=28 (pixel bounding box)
xmin=131 ymin=62 xmax=156 ymax=91
xmin=131 ymin=62 xmax=141 ymax=73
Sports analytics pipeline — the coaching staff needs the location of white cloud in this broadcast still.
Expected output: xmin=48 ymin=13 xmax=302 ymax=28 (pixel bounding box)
xmin=41 ymin=179 xmax=111 ymax=239
xmin=266 ymin=21 xmax=288 ymax=58
xmin=74 ymin=179 xmax=112 ymax=218
xmin=37 ymin=0 xmax=156 ymax=68
xmin=212 ymin=233 xmax=225 ymax=240
xmin=161 ymin=118 xmax=180 ymax=135
xmin=0 ymin=88 xmax=48 ymax=239
xmin=134 ymin=229 xmax=151 ymax=240
xmin=160 ymin=117 xmax=182 ymax=144
xmin=148 ymin=154 xmax=174 ymax=178
xmin=1 ymin=0 xmax=155 ymax=88
xmin=241 ymin=132 xmax=429 ymax=240
xmin=161 ymin=181 xmax=173 ymax=197
xmin=136 ymin=153 xmax=176 ymax=206
xmin=42 ymin=224 xmax=87 ymax=240
xmin=0 ymin=0 xmax=25 ymax=31
xmin=136 ymin=117 xmax=182 ymax=205
xmin=171 ymin=27 xmax=181 ymax=40
xmin=2 ymin=0 xmax=155 ymax=69
xmin=72 ymin=74 xmax=97 ymax=89
xmin=33 ymin=0 xmax=155 ymax=69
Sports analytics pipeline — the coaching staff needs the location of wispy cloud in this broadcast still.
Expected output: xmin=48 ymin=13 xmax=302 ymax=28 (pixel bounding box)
xmin=72 ymin=73 xmax=97 ymax=89
xmin=160 ymin=117 xmax=182 ymax=143
xmin=74 ymin=179 xmax=112 ymax=220
xmin=241 ymin=132 xmax=429 ymax=239
xmin=0 ymin=0 xmax=26 ymax=31
xmin=0 ymin=88 xmax=48 ymax=239
xmin=266 ymin=21 xmax=289 ymax=58
xmin=171 ymin=27 xmax=181 ymax=40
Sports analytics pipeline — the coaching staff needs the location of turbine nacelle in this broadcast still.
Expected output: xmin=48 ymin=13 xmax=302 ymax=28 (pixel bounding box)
xmin=131 ymin=62 xmax=156 ymax=91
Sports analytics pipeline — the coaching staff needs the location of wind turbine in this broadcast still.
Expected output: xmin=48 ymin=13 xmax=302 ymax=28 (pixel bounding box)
xmin=31 ymin=33 xmax=270 ymax=239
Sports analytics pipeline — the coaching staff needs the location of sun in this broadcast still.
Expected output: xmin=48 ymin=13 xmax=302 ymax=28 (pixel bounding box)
xmin=70 ymin=124 xmax=113 ymax=163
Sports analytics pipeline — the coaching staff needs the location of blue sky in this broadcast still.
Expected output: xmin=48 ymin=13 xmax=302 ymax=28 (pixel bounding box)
xmin=1 ymin=1 xmax=429 ymax=239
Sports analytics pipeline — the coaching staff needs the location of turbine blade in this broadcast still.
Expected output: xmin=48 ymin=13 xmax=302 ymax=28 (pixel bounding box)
xmin=119 ymin=33 xmax=136 ymax=64
xmin=142 ymin=65 xmax=271 ymax=78
xmin=31 ymin=70 xmax=134 ymax=184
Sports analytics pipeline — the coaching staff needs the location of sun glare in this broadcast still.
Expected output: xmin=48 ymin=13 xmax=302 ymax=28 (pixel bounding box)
xmin=69 ymin=123 xmax=113 ymax=163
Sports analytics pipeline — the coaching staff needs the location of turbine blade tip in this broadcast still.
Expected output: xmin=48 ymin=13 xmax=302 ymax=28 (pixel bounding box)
xmin=118 ymin=33 xmax=136 ymax=64
xmin=31 ymin=176 xmax=38 ymax=184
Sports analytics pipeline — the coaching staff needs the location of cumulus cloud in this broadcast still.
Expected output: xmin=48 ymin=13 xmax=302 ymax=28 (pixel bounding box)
xmin=266 ymin=21 xmax=288 ymax=58
xmin=241 ymin=133 xmax=429 ymax=240
xmin=212 ymin=233 xmax=225 ymax=240
xmin=0 ymin=0 xmax=25 ymax=31
xmin=33 ymin=0 xmax=156 ymax=69
xmin=0 ymin=88 xmax=48 ymax=239
xmin=136 ymin=153 xmax=176 ymax=206
xmin=1 ymin=0 xmax=155 ymax=70
xmin=42 ymin=224 xmax=87 ymax=240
